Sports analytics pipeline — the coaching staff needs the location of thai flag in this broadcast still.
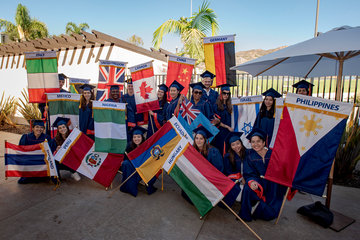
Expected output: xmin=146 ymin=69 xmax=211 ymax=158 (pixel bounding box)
xmin=5 ymin=141 xmax=57 ymax=178
xmin=179 ymin=99 xmax=200 ymax=125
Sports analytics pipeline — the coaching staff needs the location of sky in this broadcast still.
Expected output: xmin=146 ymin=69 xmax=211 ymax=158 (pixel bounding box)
xmin=0 ymin=0 xmax=359 ymax=53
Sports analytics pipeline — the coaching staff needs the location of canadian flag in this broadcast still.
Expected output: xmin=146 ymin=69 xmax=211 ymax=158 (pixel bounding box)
xmin=130 ymin=61 xmax=160 ymax=113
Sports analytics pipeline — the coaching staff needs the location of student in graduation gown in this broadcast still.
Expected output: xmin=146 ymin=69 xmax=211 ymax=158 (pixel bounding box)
xmin=147 ymin=84 xmax=169 ymax=138
xmin=293 ymin=79 xmax=314 ymax=96
xmin=200 ymin=70 xmax=219 ymax=111
xmin=212 ymin=84 xmax=234 ymax=154
xmin=189 ymin=82 xmax=213 ymax=120
xmin=79 ymin=84 xmax=95 ymax=140
xmin=18 ymin=120 xmax=51 ymax=184
xmin=254 ymin=88 xmax=282 ymax=146
xmin=49 ymin=117 xmax=81 ymax=181
xmin=120 ymin=126 xmax=157 ymax=197
xmin=239 ymin=128 xmax=287 ymax=222
xmin=165 ymin=80 xmax=186 ymax=121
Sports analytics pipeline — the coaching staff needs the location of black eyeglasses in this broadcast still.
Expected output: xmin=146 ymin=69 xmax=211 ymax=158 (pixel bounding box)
xmin=222 ymin=92 xmax=230 ymax=95
xmin=193 ymin=91 xmax=203 ymax=95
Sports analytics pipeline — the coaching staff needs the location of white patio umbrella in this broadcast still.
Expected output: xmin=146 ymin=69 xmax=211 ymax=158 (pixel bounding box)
xmin=231 ymin=26 xmax=360 ymax=100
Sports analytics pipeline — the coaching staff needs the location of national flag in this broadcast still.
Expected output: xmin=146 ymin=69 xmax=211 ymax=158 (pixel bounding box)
xmin=128 ymin=116 xmax=193 ymax=183
xmin=47 ymin=92 xmax=80 ymax=132
xmin=93 ymin=101 xmax=127 ymax=154
xmin=5 ymin=141 xmax=58 ymax=178
xmin=231 ymin=95 xmax=262 ymax=149
xmin=163 ymin=143 xmax=235 ymax=217
xmin=54 ymin=128 xmax=124 ymax=187
xmin=269 ymin=98 xmax=284 ymax=149
xmin=179 ymin=98 xmax=200 ymax=125
xmin=96 ymin=60 xmax=127 ymax=101
xmin=203 ymin=35 xmax=236 ymax=87
xmin=69 ymin=78 xmax=90 ymax=93
xmin=25 ymin=51 xmax=59 ymax=103
xmin=265 ymin=93 xmax=353 ymax=196
xmin=166 ymin=55 xmax=196 ymax=96
xmin=130 ymin=61 xmax=160 ymax=113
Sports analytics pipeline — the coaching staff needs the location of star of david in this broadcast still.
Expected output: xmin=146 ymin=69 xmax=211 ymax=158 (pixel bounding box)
xmin=241 ymin=122 xmax=253 ymax=135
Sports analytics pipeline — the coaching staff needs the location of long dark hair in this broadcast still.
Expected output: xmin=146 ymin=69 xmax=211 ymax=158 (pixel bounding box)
xmin=54 ymin=125 xmax=70 ymax=146
xmin=80 ymin=91 xmax=95 ymax=110
xmin=215 ymin=91 xmax=232 ymax=114
xmin=127 ymin=135 xmax=146 ymax=152
xmin=259 ymin=96 xmax=275 ymax=118
xmin=228 ymin=140 xmax=246 ymax=171
xmin=159 ymin=91 xmax=168 ymax=108
xmin=193 ymin=134 xmax=210 ymax=158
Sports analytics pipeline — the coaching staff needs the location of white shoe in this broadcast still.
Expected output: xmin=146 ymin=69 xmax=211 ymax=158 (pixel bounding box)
xmin=71 ymin=172 xmax=81 ymax=181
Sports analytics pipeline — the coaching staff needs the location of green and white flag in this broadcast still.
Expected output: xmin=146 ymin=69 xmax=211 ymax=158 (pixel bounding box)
xmin=93 ymin=101 xmax=127 ymax=154
xmin=47 ymin=93 xmax=80 ymax=130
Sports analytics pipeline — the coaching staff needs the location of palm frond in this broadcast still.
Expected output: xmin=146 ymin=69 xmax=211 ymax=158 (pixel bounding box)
xmin=29 ymin=18 xmax=48 ymax=39
xmin=0 ymin=92 xmax=17 ymax=126
xmin=152 ymin=19 xmax=186 ymax=49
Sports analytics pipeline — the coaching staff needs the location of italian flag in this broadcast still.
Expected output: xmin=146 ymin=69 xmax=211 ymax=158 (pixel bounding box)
xmin=25 ymin=51 xmax=59 ymax=103
xmin=164 ymin=143 xmax=235 ymax=217
xmin=93 ymin=101 xmax=127 ymax=154
xmin=54 ymin=128 xmax=123 ymax=187
xmin=47 ymin=93 xmax=80 ymax=131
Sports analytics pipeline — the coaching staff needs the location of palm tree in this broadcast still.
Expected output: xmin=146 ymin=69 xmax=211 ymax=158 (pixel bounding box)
xmin=127 ymin=34 xmax=144 ymax=46
xmin=65 ymin=22 xmax=89 ymax=35
xmin=152 ymin=0 xmax=219 ymax=62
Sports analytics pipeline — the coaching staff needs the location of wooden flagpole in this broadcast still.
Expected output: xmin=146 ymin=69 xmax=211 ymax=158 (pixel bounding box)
xmin=275 ymin=187 xmax=290 ymax=225
xmin=107 ymin=170 xmax=137 ymax=198
xmin=149 ymin=111 xmax=155 ymax=134
xmin=220 ymin=200 xmax=262 ymax=240
xmin=4 ymin=140 xmax=7 ymax=180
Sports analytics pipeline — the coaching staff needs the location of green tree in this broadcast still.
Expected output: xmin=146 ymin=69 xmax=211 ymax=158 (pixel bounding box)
xmin=152 ymin=0 xmax=219 ymax=63
xmin=127 ymin=34 xmax=144 ymax=46
xmin=65 ymin=22 xmax=89 ymax=35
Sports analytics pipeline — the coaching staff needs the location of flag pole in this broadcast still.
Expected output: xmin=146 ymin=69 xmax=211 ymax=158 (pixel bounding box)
xmin=149 ymin=111 xmax=155 ymax=134
xmin=4 ymin=140 xmax=7 ymax=180
xmin=275 ymin=187 xmax=290 ymax=225
xmin=107 ymin=170 xmax=137 ymax=198
xmin=220 ymin=200 xmax=262 ymax=240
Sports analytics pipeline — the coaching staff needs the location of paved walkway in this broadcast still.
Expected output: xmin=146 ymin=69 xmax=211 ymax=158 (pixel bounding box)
xmin=0 ymin=131 xmax=359 ymax=240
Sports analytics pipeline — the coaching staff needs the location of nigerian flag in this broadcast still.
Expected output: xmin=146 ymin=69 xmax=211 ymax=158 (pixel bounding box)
xmin=93 ymin=101 xmax=127 ymax=154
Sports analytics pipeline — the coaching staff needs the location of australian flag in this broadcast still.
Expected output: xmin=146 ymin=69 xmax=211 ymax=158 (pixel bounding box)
xmin=96 ymin=60 xmax=127 ymax=101
xmin=179 ymin=99 xmax=200 ymax=125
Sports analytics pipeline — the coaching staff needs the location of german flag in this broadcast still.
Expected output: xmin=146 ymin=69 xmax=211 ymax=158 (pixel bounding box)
xmin=203 ymin=35 xmax=236 ymax=87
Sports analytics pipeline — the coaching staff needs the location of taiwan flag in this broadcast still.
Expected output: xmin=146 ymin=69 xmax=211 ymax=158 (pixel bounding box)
xmin=265 ymin=93 xmax=353 ymax=196
xmin=130 ymin=61 xmax=160 ymax=113
xmin=166 ymin=55 xmax=196 ymax=96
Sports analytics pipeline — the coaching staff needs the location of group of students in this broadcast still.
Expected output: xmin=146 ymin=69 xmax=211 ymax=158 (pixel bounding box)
xmin=17 ymin=70 xmax=314 ymax=222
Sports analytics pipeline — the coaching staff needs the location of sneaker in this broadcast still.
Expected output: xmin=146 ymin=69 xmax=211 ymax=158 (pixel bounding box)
xmin=71 ymin=172 xmax=81 ymax=181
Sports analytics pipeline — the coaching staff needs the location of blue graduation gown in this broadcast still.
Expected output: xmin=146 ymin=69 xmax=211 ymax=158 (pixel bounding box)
xmin=212 ymin=104 xmax=231 ymax=154
xmin=190 ymin=98 xmax=213 ymax=120
xmin=202 ymin=88 xmax=218 ymax=106
xmin=79 ymin=104 xmax=94 ymax=139
xmin=254 ymin=111 xmax=275 ymax=146
xmin=207 ymin=147 xmax=224 ymax=173
xmin=223 ymin=153 xmax=243 ymax=176
xmin=147 ymin=100 xmax=169 ymax=138
xmin=239 ymin=149 xmax=287 ymax=221
xmin=166 ymin=96 xmax=180 ymax=121
xmin=19 ymin=133 xmax=51 ymax=146
xmin=121 ymin=94 xmax=145 ymax=125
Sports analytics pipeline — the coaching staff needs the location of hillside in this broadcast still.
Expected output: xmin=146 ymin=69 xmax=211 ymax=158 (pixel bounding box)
xmin=235 ymin=46 xmax=287 ymax=64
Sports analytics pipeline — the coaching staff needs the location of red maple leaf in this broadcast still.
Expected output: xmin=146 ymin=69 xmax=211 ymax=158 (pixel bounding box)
xmin=137 ymin=81 xmax=153 ymax=99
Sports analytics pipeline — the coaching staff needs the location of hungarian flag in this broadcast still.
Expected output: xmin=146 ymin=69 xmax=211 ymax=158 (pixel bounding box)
xmin=5 ymin=141 xmax=58 ymax=178
xmin=54 ymin=128 xmax=123 ymax=187
xmin=69 ymin=78 xmax=90 ymax=93
xmin=130 ymin=61 xmax=160 ymax=113
xmin=231 ymin=95 xmax=262 ymax=149
xmin=203 ymin=35 xmax=236 ymax=87
xmin=265 ymin=93 xmax=353 ymax=196
xmin=25 ymin=51 xmax=59 ymax=103
xmin=47 ymin=92 xmax=80 ymax=133
xmin=166 ymin=55 xmax=196 ymax=96
xmin=128 ymin=116 xmax=193 ymax=183
xmin=96 ymin=60 xmax=127 ymax=101
xmin=163 ymin=142 xmax=235 ymax=217
xmin=93 ymin=101 xmax=127 ymax=154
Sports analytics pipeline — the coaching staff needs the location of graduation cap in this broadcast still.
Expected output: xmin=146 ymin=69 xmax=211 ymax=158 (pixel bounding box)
xmin=31 ymin=119 xmax=45 ymax=127
xmin=225 ymin=132 xmax=243 ymax=145
xmin=130 ymin=126 xmax=147 ymax=136
xmin=52 ymin=117 xmax=70 ymax=128
xmin=79 ymin=83 xmax=95 ymax=92
xmin=58 ymin=73 xmax=67 ymax=81
xmin=246 ymin=127 xmax=267 ymax=141
xmin=262 ymin=88 xmax=282 ymax=98
xmin=200 ymin=70 xmax=216 ymax=79
xmin=169 ymin=80 xmax=184 ymax=92
xmin=292 ymin=80 xmax=314 ymax=90
xmin=192 ymin=126 xmax=213 ymax=139
xmin=158 ymin=84 xmax=168 ymax=92
xmin=108 ymin=84 xmax=120 ymax=91
xmin=190 ymin=82 xmax=206 ymax=91
xmin=125 ymin=78 xmax=133 ymax=84
xmin=218 ymin=83 xmax=233 ymax=92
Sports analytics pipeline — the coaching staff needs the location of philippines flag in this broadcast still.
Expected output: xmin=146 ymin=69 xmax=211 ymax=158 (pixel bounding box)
xmin=179 ymin=99 xmax=200 ymax=125
xmin=96 ymin=60 xmax=127 ymax=101
xmin=265 ymin=93 xmax=353 ymax=196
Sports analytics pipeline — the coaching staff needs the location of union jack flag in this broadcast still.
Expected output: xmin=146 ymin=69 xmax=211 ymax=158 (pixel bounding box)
xmin=179 ymin=99 xmax=200 ymax=125
xmin=96 ymin=60 xmax=127 ymax=101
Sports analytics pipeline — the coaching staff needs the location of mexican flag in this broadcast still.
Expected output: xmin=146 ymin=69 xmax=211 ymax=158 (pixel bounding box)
xmin=25 ymin=51 xmax=59 ymax=103
xmin=163 ymin=143 xmax=235 ymax=217
xmin=93 ymin=101 xmax=127 ymax=154
xmin=54 ymin=128 xmax=123 ymax=187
